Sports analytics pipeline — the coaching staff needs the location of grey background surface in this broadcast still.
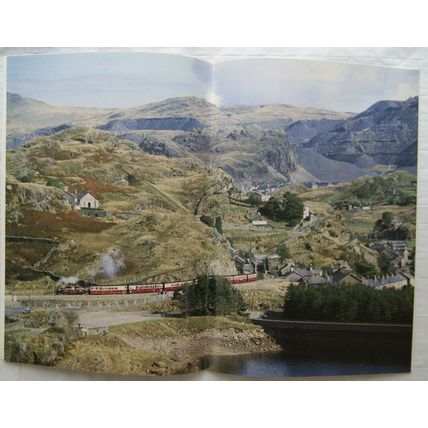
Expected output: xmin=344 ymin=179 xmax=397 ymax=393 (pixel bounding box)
xmin=1 ymin=47 xmax=427 ymax=381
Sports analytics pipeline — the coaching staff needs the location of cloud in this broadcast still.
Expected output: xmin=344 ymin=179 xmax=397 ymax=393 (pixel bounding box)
xmin=205 ymin=89 xmax=222 ymax=106
xmin=214 ymin=58 xmax=419 ymax=112
xmin=395 ymin=80 xmax=419 ymax=100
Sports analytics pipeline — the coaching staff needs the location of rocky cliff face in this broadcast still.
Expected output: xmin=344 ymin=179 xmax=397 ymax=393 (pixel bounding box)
xmin=98 ymin=117 xmax=205 ymax=132
xmin=7 ymin=124 xmax=72 ymax=149
xmin=304 ymin=97 xmax=418 ymax=167
xmin=117 ymin=133 xmax=175 ymax=157
xmin=285 ymin=119 xmax=345 ymax=145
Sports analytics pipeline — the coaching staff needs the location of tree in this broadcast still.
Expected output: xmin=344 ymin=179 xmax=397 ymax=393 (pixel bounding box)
xmin=246 ymin=192 xmax=262 ymax=206
xmin=283 ymin=283 xmax=414 ymax=324
xmin=277 ymin=243 xmax=291 ymax=262
xmin=378 ymin=251 xmax=395 ymax=275
xmin=174 ymin=275 xmax=246 ymax=316
xmin=259 ymin=192 xmax=304 ymax=226
xmin=215 ymin=216 xmax=223 ymax=234
xmin=381 ymin=211 xmax=394 ymax=227
xmin=63 ymin=311 xmax=79 ymax=339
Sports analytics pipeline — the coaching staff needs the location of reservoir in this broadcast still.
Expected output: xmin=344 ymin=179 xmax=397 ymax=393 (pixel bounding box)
xmin=205 ymin=321 xmax=412 ymax=377
xmin=205 ymin=349 xmax=410 ymax=377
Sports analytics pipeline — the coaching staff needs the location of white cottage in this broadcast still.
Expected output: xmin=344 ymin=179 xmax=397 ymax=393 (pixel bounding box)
xmin=77 ymin=192 xmax=100 ymax=209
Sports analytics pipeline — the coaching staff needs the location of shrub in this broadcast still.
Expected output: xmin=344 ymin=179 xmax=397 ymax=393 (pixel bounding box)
xmin=200 ymin=214 xmax=214 ymax=228
xmin=46 ymin=178 xmax=64 ymax=189
xmin=18 ymin=175 xmax=31 ymax=183
xmin=215 ymin=216 xmax=223 ymax=234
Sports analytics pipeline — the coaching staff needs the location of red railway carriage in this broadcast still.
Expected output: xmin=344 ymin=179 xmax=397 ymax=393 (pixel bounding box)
xmin=128 ymin=283 xmax=163 ymax=294
xmin=223 ymin=273 xmax=257 ymax=284
xmin=89 ymin=285 xmax=128 ymax=295
xmin=164 ymin=280 xmax=194 ymax=292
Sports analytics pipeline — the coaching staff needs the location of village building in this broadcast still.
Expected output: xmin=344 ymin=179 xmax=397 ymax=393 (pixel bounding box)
xmin=62 ymin=189 xmax=105 ymax=217
xmin=234 ymin=255 xmax=255 ymax=275
xmin=278 ymin=259 xmax=296 ymax=276
xmin=303 ymin=206 xmax=311 ymax=220
xmin=63 ymin=188 xmax=100 ymax=210
xmin=330 ymin=269 xmax=363 ymax=286
xmin=251 ymin=220 xmax=268 ymax=227
xmin=283 ymin=266 xmax=322 ymax=283
xmin=304 ymin=181 xmax=330 ymax=190
xmin=363 ymin=272 xmax=413 ymax=289
xmin=305 ymin=276 xmax=330 ymax=286
xmin=372 ymin=240 xmax=410 ymax=271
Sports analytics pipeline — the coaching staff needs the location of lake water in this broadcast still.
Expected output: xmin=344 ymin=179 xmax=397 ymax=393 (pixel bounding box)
xmin=205 ymin=351 xmax=410 ymax=377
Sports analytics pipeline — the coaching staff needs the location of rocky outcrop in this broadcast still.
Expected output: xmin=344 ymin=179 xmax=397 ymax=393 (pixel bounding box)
xmin=98 ymin=117 xmax=204 ymax=132
xmin=7 ymin=124 xmax=72 ymax=149
xmin=286 ymin=119 xmax=344 ymax=145
xmin=117 ymin=133 xmax=175 ymax=157
xmin=304 ymin=97 xmax=418 ymax=167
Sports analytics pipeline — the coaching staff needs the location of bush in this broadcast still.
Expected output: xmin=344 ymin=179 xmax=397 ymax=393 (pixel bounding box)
xmin=215 ymin=216 xmax=223 ymax=234
xmin=174 ymin=275 xmax=246 ymax=316
xmin=46 ymin=178 xmax=64 ymax=189
xmin=18 ymin=175 xmax=31 ymax=183
xmin=283 ymin=283 xmax=414 ymax=324
xmin=200 ymin=215 xmax=214 ymax=227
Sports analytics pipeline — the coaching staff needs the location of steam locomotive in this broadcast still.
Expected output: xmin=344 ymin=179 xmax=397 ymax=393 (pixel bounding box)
xmin=57 ymin=273 xmax=258 ymax=295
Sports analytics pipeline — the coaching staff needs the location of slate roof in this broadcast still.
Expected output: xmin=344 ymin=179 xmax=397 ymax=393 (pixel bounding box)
xmin=363 ymin=273 xmax=410 ymax=288
xmin=331 ymin=270 xmax=362 ymax=284
xmin=306 ymin=276 xmax=330 ymax=285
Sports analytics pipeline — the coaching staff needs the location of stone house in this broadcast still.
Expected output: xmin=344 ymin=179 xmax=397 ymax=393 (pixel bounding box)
xmin=331 ymin=269 xmax=363 ymax=286
xmin=63 ymin=189 xmax=100 ymax=210
xmin=283 ymin=267 xmax=322 ymax=283
xmin=234 ymin=255 xmax=254 ymax=274
xmin=76 ymin=192 xmax=100 ymax=209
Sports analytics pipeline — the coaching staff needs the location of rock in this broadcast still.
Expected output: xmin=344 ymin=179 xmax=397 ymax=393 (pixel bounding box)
xmin=152 ymin=361 xmax=167 ymax=369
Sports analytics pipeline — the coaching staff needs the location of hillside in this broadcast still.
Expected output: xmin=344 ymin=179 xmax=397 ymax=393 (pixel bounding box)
xmin=6 ymin=93 xmax=111 ymax=135
xmin=5 ymin=127 xmax=236 ymax=291
xmin=7 ymin=94 xmax=419 ymax=189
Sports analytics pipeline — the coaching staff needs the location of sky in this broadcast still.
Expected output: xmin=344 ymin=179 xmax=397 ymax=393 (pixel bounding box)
xmin=7 ymin=52 xmax=419 ymax=113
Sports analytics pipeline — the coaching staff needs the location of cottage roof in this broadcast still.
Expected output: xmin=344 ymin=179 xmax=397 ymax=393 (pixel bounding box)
xmin=78 ymin=192 xmax=97 ymax=200
xmin=332 ymin=269 xmax=361 ymax=284
xmin=363 ymin=273 xmax=409 ymax=288
xmin=284 ymin=267 xmax=312 ymax=278
xmin=63 ymin=190 xmax=78 ymax=200
xmin=306 ymin=276 xmax=330 ymax=285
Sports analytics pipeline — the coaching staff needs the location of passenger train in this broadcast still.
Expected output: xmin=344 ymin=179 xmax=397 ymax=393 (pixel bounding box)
xmin=57 ymin=273 xmax=258 ymax=295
